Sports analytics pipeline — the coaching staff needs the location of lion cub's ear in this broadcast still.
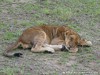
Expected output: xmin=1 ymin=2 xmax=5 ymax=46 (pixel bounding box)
xmin=65 ymin=31 xmax=69 ymax=35
xmin=70 ymin=35 xmax=75 ymax=41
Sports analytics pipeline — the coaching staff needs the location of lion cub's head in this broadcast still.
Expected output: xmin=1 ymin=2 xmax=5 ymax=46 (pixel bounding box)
xmin=56 ymin=26 xmax=79 ymax=52
xmin=57 ymin=25 xmax=92 ymax=52
xmin=65 ymin=33 xmax=79 ymax=52
xmin=64 ymin=30 xmax=92 ymax=52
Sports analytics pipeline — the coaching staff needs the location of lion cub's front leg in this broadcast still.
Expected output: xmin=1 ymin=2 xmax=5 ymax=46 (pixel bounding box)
xmin=50 ymin=37 xmax=69 ymax=51
xmin=79 ymin=39 xmax=92 ymax=47
xmin=31 ymin=46 xmax=55 ymax=53
xmin=43 ymin=44 xmax=63 ymax=51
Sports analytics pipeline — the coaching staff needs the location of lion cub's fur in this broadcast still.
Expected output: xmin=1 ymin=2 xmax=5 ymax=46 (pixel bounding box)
xmin=4 ymin=25 xmax=92 ymax=57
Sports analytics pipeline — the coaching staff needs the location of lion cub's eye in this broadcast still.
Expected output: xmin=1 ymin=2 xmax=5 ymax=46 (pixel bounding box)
xmin=70 ymin=37 xmax=73 ymax=41
xmin=70 ymin=35 xmax=75 ymax=41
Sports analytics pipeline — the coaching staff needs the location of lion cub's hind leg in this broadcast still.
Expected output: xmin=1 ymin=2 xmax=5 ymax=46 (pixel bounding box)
xmin=31 ymin=42 xmax=55 ymax=53
xmin=31 ymin=31 xmax=55 ymax=53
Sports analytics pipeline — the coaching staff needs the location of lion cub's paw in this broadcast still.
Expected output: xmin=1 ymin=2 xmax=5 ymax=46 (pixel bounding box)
xmin=86 ymin=41 xmax=92 ymax=46
xmin=45 ymin=47 xmax=55 ymax=53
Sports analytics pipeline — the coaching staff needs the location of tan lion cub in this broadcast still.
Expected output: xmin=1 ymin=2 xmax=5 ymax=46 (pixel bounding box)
xmin=3 ymin=25 xmax=92 ymax=57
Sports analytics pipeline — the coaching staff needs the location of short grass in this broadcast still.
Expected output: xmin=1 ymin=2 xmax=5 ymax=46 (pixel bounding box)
xmin=0 ymin=67 xmax=30 ymax=75
xmin=0 ymin=67 xmax=18 ymax=75
xmin=0 ymin=0 xmax=100 ymax=75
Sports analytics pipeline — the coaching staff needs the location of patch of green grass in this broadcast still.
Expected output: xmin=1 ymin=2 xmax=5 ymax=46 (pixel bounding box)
xmin=58 ymin=52 xmax=70 ymax=64
xmin=81 ymin=0 xmax=100 ymax=16
xmin=0 ymin=22 xmax=6 ymax=30
xmin=96 ymin=59 xmax=100 ymax=63
xmin=77 ymin=51 xmax=97 ymax=63
xmin=84 ymin=47 xmax=92 ymax=53
xmin=61 ymin=0 xmax=100 ymax=17
xmin=3 ymin=31 xmax=20 ymax=41
xmin=22 ymin=3 xmax=34 ymax=12
xmin=0 ymin=67 xmax=19 ymax=75
xmin=78 ymin=47 xmax=92 ymax=55
xmin=86 ymin=54 xmax=97 ymax=61
xmin=68 ymin=24 xmax=81 ymax=32
xmin=72 ymin=64 xmax=78 ymax=69
xmin=0 ymin=67 xmax=32 ymax=75
xmin=0 ymin=0 xmax=14 ymax=3
xmin=35 ymin=20 xmax=46 ymax=25
xmin=43 ymin=0 xmax=51 ymax=5
xmin=3 ymin=32 xmax=16 ymax=40
xmin=52 ymin=72 xmax=58 ymax=75
xmin=51 ymin=6 xmax=73 ymax=21
xmin=0 ymin=8 xmax=2 ymax=12
xmin=7 ymin=7 xmax=14 ymax=14
xmin=19 ymin=21 xmax=34 ymax=27
xmin=94 ymin=8 xmax=100 ymax=16
xmin=6 ymin=0 xmax=13 ymax=2
xmin=42 ymin=8 xmax=51 ymax=15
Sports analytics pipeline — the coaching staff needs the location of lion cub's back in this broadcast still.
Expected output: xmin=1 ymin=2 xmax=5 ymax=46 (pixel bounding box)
xmin=19 ymin=26 xmax=43 ymax=44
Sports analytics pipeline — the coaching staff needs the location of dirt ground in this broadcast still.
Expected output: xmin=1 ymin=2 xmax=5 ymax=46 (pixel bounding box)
xmin=0 ymin=0 xmax=100 ymax=75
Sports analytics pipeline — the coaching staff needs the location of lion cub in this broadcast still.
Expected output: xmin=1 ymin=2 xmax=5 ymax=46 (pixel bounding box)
xmin=3 ymin=25 xmax=92 ymax=57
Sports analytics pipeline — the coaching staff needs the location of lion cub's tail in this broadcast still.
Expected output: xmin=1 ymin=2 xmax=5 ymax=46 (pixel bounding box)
xmin=3 ymin=41 xmax=23 ymax=58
